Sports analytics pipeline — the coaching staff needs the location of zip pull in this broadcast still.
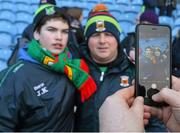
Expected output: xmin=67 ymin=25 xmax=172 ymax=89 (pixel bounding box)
xmin=100 ymin=72 xmax=105 ymax=81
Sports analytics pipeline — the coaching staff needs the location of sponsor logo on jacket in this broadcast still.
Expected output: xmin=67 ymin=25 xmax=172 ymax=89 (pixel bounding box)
xmin=33 ymin=82 xmax=48 ymax=96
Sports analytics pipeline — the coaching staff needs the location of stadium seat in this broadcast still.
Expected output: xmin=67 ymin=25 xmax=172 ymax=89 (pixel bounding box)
xmin=159 ymin=16 xmax=174 ymax=28
xmin=0 ymin=32 xmax=12 ymax=48
xmin=15 ymin=0 xmax=31 ymax=4
xmin=131 ymin=0 xmax=143 ymax=6
xmin=1 ymin=1 xmax=15 ymax=12
xmin=116 ymin=0 xmax=129 ymax=6
xmin=125 ymin=5 xmax=141 ymax=13
xmin=119 ymin=20 xmax=134 ymax=34
xmin=30 ymin=0 xmax=39 ymax=5
xmin=0 ymin=48 xmax=12 ymax=61
xmin=110 ymin=10 xmax=121 ymax=19
xmin=16 ymin=11 xmax=33 ymax=24
xmin=172 ymin=27 xmax=180 ymax=38
xmin=0 ymin=10 xmax=16 ymax=23
xmin=174 ymin=18 xmax=180 ymax=27
xmin=0 ymin=60 xmax=7 ymax=71
xmin=15 ymin=21 xmax=28 ymax=35
xmin=0 ymin=20 xmax=16 ymax=35
xmin=15 ymin=3 xmax=32 ymax=14
xmin=100 ymin=0 xmax=115 ymax=5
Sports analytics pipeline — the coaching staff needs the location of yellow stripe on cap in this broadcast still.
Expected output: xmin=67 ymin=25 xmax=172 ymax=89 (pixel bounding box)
xmin=34 ymin=4 xmax=54 ymax=18
xmin=84 ymin=15 xmax=122 ymax=34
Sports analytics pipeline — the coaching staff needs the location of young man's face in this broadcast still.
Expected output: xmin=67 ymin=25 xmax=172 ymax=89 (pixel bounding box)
xmin=34 ymin=19 xmax=69 ymax=54
xmin=88 ymin=32 xmax=118 ymax=64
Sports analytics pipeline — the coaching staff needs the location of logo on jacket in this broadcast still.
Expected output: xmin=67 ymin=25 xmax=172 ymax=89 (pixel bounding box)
xmin=120 ymin=75 xmax=129 ymax=87
xmin=33 ymin=82 xmax=48 ymax=96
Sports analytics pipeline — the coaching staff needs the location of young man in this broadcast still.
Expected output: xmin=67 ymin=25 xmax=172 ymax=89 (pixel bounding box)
xmin=0 ymin=4 xmax=96 ymax=131
xmin=74 ymin=4 xmax=135 ymax=131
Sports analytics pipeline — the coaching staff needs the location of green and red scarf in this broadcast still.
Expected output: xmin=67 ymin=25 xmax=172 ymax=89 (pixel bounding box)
xmin=27 ymin=39 xmax=96 ymax=102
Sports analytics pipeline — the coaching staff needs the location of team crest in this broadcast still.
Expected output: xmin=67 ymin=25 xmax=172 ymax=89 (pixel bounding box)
xmin=45 ymin=6 xmax=55 ymax=15
xmin=96 ymin=21 xmax=106 ymax=32
xmin=120 ymin=75 xmax=129 ymax=87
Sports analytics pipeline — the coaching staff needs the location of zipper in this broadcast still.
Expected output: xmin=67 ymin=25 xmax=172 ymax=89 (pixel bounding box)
xmin=100 ymin=71 xmax=105 ymax=81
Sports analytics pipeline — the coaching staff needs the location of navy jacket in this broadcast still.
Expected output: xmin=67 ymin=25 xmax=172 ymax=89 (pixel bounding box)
xmin=75 ymin=44 xmax=135 ymax=131
xmin=0 ymin=48 xmax=76 ymax=131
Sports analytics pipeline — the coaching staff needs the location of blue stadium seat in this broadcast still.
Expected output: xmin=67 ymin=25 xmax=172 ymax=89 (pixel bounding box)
xmin=125 ymin=5 xmax=141 ymax=13
xmin=119 ymin=20 xmax=134 ymax=34
xmin=110 ymin=10 xmax=121 ymax=19
xmin=0 ymin=10 xmax=16 ymax=23
xmin=172 ymin=27 xmax=180 ymax=38
xmin=100 ymin=0 xmax=115 ymax=5
xmin=159 ymin=16 xmax=174 ymax=28
xmin=15 ymin=21 xmax=29 ymax=35
xmin=0 ymin=60 xmax=7 ymax=71
xmin=116 ymin=0 xmax=129 ymax=6
xmin=15 ymin=3 xmax=32 ymax=14
xmin=30 ymin=0 xmax=39 ymax=5
xmin=1 ymin=1 xmax=15 ymax=12
xmin=123 ymin=12 xmax=138 ymax=23
xmin=0 ymin=48 xmax=12 ymax=61
xmin=174 ymin=18 xmax=180 ymax=26
xmin=0 ymin=32 xmax=12 ymax=48
xmin=0 ymin=20 xmax=16 ymax=35
xmin=15 ymin=0 xmax=31 ymax=4
xmin=16 ymin=11 xmax=33 ymax=24
xmin=30 ymin=4 xmax=39 ymax=14
xmin=131 ymin=0 xmax=143 ymax=6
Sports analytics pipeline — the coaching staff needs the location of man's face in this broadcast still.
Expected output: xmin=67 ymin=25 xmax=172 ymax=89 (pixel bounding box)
xmin=88 ymin=32 xmax=118 ymax=64
xmin=145 ymin=48 xmax=153 ymax=58
xmin=34 ymin=19 xmax=69 ymax=54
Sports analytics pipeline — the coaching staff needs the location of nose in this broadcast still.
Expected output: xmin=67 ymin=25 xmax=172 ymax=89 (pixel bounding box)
xmin=56 ymin=31 xmax=62 ymax=40
xmin=99 ymin=33 xmax=106 ymax=44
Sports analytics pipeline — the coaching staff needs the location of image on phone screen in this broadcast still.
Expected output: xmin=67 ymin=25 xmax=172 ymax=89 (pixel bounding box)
xmin=136 ymin=24 xmax=171 ymax=104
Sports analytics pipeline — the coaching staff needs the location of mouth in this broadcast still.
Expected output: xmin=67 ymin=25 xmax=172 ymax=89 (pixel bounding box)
xmin=98 ymin=47 xmax=108 ymax=52
xmin=53 ymin=43 xmax=63 ymax=49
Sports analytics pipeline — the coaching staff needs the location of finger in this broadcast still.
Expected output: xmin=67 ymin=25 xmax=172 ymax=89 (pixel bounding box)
xmin=131 ymin=96 xmax=144 ymax=116
xmin=152 ymin=88 xmax=180 ymax=107
xmin=144 ymin=119 xmax=149 ymax=125
xmin=144 ymin=112 xmax=151 ymax=120
xmin=115 ymin=86 xmax=134 ymax=101
xmin=148 ymin=106 xmax=163 ymax=120
xmin=172 ymin=76 xmax=180 ymax=91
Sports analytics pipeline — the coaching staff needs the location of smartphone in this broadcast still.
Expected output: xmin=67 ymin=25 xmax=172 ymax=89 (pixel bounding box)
xmin=135 ymin=24 xmax=171 ymax=107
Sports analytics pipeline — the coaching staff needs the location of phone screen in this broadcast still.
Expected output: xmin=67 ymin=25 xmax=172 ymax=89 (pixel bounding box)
xmin=136 ymin=24 xmax=171 ymax=106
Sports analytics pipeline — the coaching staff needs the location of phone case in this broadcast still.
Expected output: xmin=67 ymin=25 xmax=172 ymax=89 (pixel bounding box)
xmin=135 ymin=24 xmax=172 ymax=107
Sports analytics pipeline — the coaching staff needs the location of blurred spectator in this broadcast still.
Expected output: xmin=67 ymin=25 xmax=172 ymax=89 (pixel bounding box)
xmin=172 ymin=29 xmax=180 ymax=77
xmin=143 ymin=0 xmax=157 ymax=12
xmin=157 ymin=0 xmax=176 ymax=16
xmin=122 ymin=10 xmax=159 ymax=63
xmin=66 ymin=7 xmax=85 ymax=44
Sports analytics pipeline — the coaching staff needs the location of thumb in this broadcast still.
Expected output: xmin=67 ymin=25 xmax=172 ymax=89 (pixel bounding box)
xmin=131 ymin=96 xmax=144 ymax=116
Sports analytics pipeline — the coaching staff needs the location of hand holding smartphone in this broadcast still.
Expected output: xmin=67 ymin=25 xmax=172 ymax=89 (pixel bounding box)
xmin=135 ymin=24 xmax=171 ymax=107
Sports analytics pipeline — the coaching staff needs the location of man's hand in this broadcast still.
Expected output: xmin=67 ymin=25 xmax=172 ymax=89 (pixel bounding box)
xmin=99 ymin=86 xmax=147 ymax=132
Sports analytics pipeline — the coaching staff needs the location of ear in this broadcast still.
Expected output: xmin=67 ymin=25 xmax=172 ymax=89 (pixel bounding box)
xmin=33 ymin=30 xmax=40 ymax=40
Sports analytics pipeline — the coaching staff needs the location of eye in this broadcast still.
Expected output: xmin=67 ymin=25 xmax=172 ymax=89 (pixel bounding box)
xmin=62 ymin=29 xmax=69 ymax=34
xmin=47 ymin=28 xmax=56 ymax=32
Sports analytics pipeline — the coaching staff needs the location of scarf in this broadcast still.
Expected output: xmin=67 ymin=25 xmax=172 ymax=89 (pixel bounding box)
xmin=27 ymin=39 xmax=96 ymax=102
